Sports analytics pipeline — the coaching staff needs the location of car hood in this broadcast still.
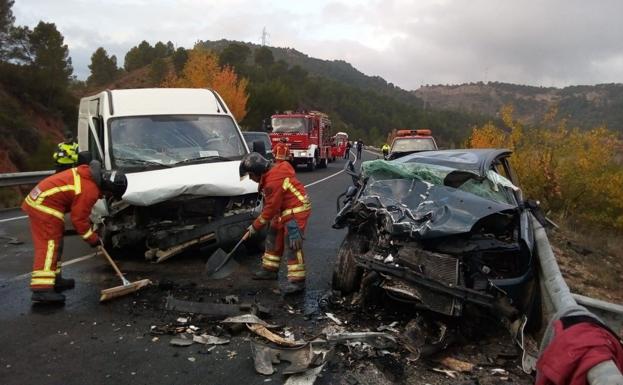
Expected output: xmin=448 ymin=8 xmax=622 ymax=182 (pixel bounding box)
xmin=122 ymin=161 xmax=258 ymax=206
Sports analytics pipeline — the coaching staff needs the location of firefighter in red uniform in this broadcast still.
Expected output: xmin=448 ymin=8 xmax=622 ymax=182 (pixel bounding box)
xmin=22 ymin=160 xmax=126 ymax=304
xmin=239 ymin=152 xmax=310 ymax=294
xmin=273 ymin=138 xmax=290 ymax=162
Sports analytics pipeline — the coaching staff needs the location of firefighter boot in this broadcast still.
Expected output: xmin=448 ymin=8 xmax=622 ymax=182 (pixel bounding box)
xmin=252 ymin=270 xmax=278 ymax=280
xmin=31 ymin=289 xmax=66 ymax=304
xmin=54 ymin=274 xmax=75 ymax=292
xmin=282 ymin=281 xmax=305 ymax=295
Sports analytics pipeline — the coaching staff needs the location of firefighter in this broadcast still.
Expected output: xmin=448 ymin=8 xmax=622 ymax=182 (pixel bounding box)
xmin=22 ymin=160 xmax=127 ymax=304
xmin=344 ymin=141 xmax=352 ymax=159
xmin=381 ymin=143 xmax=390 ymax=159
xmin=239 ymin=152 xmax=311 ymax=294
xmin=273 ymin=138 xmax=290 ymax=162
xmin=53 ymin=130 xmax=80 ymax=173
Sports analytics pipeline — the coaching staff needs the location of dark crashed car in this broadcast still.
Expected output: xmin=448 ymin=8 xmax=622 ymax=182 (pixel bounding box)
xmin=332 ymin=149 xmax=540 ymax=321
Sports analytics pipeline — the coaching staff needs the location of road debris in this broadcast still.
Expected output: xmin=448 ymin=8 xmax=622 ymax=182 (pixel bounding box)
xmin=436 ymin=356 xmax=474 ymax=373
xmin=432 ymin=367 xmax=458 ymax=379
xmin=325 ymin=332 xmax=396 ymax=349
xmin=221 ymin=314 xmax=278 ymax=328
xmin=325 ymin=313 xmax=343 ymax=325
xmin=165 ymin=295 xmax=256 ymax=318
xmin=170 ymin=337 xmax=193 ymax=347
xmin=247 ymin=324 xmax=306 ymax=347
xmin=251 ymin=341 xmax=327 ymax=376
xmin=192 ymin=334 xmax=230 ymax=345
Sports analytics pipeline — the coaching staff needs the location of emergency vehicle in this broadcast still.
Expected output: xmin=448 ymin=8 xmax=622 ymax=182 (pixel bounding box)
xmin=330 ymin=132 xmax=349 ymax=160
xmin=387 ymin=129 xmax=438 ymax=160
xmin=268 ymin=111 xmax=332 ymax=171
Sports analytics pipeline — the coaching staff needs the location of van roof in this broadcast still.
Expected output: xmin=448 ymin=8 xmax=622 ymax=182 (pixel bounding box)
xmin=89 ymin=88 xmax=229 ymax=117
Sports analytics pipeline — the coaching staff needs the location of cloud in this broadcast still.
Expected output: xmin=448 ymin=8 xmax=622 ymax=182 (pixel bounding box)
xmin=12 ymin=0 xmax=623 ymax=89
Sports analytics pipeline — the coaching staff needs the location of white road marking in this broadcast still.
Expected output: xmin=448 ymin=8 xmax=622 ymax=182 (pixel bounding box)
xmin=2 ymin=252 xmax=98 ymax=283
xmin=0 ymin=215 xmax=27 ymax=224
xmin=304 ymin=151 xmax=358 ymax=188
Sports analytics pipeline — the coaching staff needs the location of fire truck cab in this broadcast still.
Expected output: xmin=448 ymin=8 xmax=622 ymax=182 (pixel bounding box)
xmin=388 ymin=129 xmax=438 ymax=160
xmin=331 ymin=132 xmax=349 ymax=160
xmin=268 ymin=111 xmax=332 ymax=171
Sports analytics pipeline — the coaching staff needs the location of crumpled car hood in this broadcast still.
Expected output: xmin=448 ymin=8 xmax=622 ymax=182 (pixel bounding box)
xmin=122 ymin=161 xmax=258 ymax=206
xmin=357 ymin=179 xmax=517 ymax=239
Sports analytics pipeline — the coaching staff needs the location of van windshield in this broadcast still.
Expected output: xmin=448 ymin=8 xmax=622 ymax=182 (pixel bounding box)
xmin=109 ymin=115 xmax=246 ymax=169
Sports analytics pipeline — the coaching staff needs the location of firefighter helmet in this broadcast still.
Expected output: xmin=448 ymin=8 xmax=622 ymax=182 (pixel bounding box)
xmin=239 ymin=152 xmax=271 ymax=180
xmin=101 ymin=170 xmax=127 ymax=199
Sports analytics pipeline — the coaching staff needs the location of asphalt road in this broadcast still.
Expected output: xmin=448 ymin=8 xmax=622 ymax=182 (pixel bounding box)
xmin=0 ymin=150 xmax=378 ymax=385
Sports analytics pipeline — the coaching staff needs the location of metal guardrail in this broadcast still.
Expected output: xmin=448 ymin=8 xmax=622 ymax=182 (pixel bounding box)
xmin=0 ymin=170 xmax=54 ymax=187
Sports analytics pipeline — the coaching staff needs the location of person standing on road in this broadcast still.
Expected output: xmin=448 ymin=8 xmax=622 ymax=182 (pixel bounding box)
xmin=273 ymin=138 xmax=290 ymax=162
xmin=239 ymin=152 xmax=311 ymax=294
xmin=53 ymin=130 xmax=79 ymax=173
xmin=356 ymin=139 xmax=364 ymax=159
xmin=22 ymin=160 xmax=126 ymax=304
xmin=344 ymin=141 xmax=351 ymax=159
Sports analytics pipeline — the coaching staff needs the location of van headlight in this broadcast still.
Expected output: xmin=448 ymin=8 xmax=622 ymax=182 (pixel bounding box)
xmin=300 ymin=151 xmax=307 ymax=156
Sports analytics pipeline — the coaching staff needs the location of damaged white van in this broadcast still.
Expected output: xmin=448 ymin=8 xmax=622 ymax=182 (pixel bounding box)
xmin=77 ymin=88 xmax=262 ymax=262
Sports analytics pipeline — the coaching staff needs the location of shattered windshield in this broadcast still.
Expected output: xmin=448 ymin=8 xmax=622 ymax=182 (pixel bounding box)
xmin=361 ymin=160 xmax=515 ymax=206
xmin=109 ymin=115 xmax=246 ymax=168
xmin=391 ymin=138 xmax=436 ymax=152
xmin=271 ymin=117 xmax=309 ymax=133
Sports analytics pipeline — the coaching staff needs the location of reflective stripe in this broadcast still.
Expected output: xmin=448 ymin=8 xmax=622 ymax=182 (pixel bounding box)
xmin=263 ymin=253 xmax=281 ymax=262
xmin=72 ymin=168 xmax=81 ymax=195
xmin=287 ymin=264 xmax=305 ymax=271
xmin=82 ymin=228 xmax=94 ymax=240
xmin=282 ymin=178 xmax=308 ymax=204
xmin=24 ymin=196 xmax=64 ymax=220
xmin=262 ymin=260 xmax=280 ymax=269
xmin=287 ymin=271 xmax=306 ymax=278
xmin=258 ymin=216 xmax=268 ymax=225
xmin=34 ymin=185 xmax=75 ymax=204
xmin=32 ymin=271 xmax=56 ymax=278
xmin=295 ymin=250 xmax=304 ymax=264
xmin=281 ymin=202 xmax=311 ymax=218
xmin=31 ymin=278 xmax=55 ymax=286
xmin=44 ymin=240 xmax=55 ymax=271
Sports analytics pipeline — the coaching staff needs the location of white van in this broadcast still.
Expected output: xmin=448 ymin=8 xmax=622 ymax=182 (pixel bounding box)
xmin=77 ymin=88 xmax=261 ymax=262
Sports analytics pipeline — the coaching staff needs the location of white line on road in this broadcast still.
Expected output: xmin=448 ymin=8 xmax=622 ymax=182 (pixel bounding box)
xmin=2 ymin=252 xmax=98 ymax=284
xmin=0 ymin=215 xmax=27 ymax=224
xmin=303 ymin=151 xmax=358 ymax=188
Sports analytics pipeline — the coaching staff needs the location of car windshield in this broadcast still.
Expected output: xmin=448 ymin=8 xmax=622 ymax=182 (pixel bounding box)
xmin=271 ymin=117 xmax=308 ymax=133
xmin=361 ymin=160 xmax=515 ymax=205
xmin=243 ymin=132 xmax=272 ymax=150
xmin=109 ymin=115 xmax=246 ymax=169
xmin=391 ymin=138 xmax=436 ymax=152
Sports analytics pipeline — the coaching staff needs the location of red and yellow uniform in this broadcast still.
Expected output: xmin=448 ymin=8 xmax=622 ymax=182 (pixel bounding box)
xmin=273 ymin=141 xmax=290 ymax=162
xmin=21 ymin=165 xmax=101 ymax=291
xmin=252 ymin=161 xmax=310 ymax=282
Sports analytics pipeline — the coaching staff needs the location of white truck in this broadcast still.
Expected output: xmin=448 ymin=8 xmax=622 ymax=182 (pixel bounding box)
xmin=77 ymin=88 xmax=262 ymax=262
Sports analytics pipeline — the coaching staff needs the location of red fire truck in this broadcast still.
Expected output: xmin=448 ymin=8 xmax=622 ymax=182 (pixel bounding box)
xmin=330 ymin=132 xmax=349 ymax=160
xmin=268 ymin=111 xmax=333 ymax=171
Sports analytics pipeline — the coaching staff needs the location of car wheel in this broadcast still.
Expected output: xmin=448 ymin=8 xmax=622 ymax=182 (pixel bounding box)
xmin=307 ymin=155 xmax=317 ymax=171
xmin=332 ymin=231 xmax=367 ymax=294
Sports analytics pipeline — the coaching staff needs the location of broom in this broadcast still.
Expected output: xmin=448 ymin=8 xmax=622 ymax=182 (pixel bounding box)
xmin=98 ymin=244 xmax=151 ymax=302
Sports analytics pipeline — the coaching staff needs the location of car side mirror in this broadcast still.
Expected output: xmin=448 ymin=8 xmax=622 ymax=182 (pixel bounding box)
xmin=253 ymin=140 xmax=267 ymax=157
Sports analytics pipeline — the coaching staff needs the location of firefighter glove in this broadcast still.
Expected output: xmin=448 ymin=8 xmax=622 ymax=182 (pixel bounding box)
xmin=285 ymin=220 xmax=303 ymax=250
xmin=247 ymin=224 xmax=257 ymax=237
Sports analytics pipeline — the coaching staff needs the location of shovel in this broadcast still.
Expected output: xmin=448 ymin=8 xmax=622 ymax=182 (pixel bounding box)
xmin=205 ymin=231 xmax=250 ymax=278
xmin=98 ymin=244 xmax=151 ymax=302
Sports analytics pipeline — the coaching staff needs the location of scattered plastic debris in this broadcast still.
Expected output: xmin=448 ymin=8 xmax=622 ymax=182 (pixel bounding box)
xmin=192 ymin=334 xmax=230 ymax=345
xmin=221 ymin=314 xmax=278 ymax=328
xmin=247 ymin=324 xmax=306 ymax=347
xmin=436 ymin=356 xmax=474 ymax=373
xmin=432 ymin=367 xmax=458 ymax=378
xmin=170 ymin=337 xmax=193 ymax=347
xmin=325 ymin=313 xmax=342 ymax=325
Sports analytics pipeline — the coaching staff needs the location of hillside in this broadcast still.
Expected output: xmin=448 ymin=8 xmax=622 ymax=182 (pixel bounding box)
xmin=415 ymin=82 xmax=623 ymax=131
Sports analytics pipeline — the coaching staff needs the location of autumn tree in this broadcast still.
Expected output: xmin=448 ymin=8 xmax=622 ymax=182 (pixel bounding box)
xmin=87 ymin=47 xmax=119 ymax=86
xmin=162 ymin=48 xmax=248 ymax=121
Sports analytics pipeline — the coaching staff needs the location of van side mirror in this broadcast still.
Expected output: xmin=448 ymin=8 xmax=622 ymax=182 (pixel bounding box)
xmin=253 ymin=140 xmax=267 ymax=157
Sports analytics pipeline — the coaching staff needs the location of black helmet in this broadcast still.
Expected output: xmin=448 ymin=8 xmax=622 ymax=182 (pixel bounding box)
xmin=239 ymin=152 xmax=271 ymax=180
xmin=101 ymin=170 xmax=127 ymax=199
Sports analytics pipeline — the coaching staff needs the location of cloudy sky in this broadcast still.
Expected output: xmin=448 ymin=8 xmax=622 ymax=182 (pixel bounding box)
xmin=12 ymin=0 xmax=623 ymax=90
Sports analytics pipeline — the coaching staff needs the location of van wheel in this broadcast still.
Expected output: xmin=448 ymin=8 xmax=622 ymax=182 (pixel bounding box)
xmin=332 ymin=231 xmax=367 ymax=294
xmin=319 ymin=157 xmax=327 ymax=168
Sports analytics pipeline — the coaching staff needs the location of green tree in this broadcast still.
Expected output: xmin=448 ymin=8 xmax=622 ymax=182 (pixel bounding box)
xmin=219 ymin=43 xmax=251 ymax=72
xmin=124 ymin=40 xmax=154 ymax=71
xmin=29 ymin=21 xmax=73 ymax=105
xmin=172 ymin=47 xmax=187 ymax=74
xmin=87 ymin=47 xmax=118 ymax=86
xmin=254 ymin=46 xmax=274 ymax=68
xmin=0 ymin=0 xmax=14 ymax=59
xmin=149 ymin=57 xmax=167 ymax=83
